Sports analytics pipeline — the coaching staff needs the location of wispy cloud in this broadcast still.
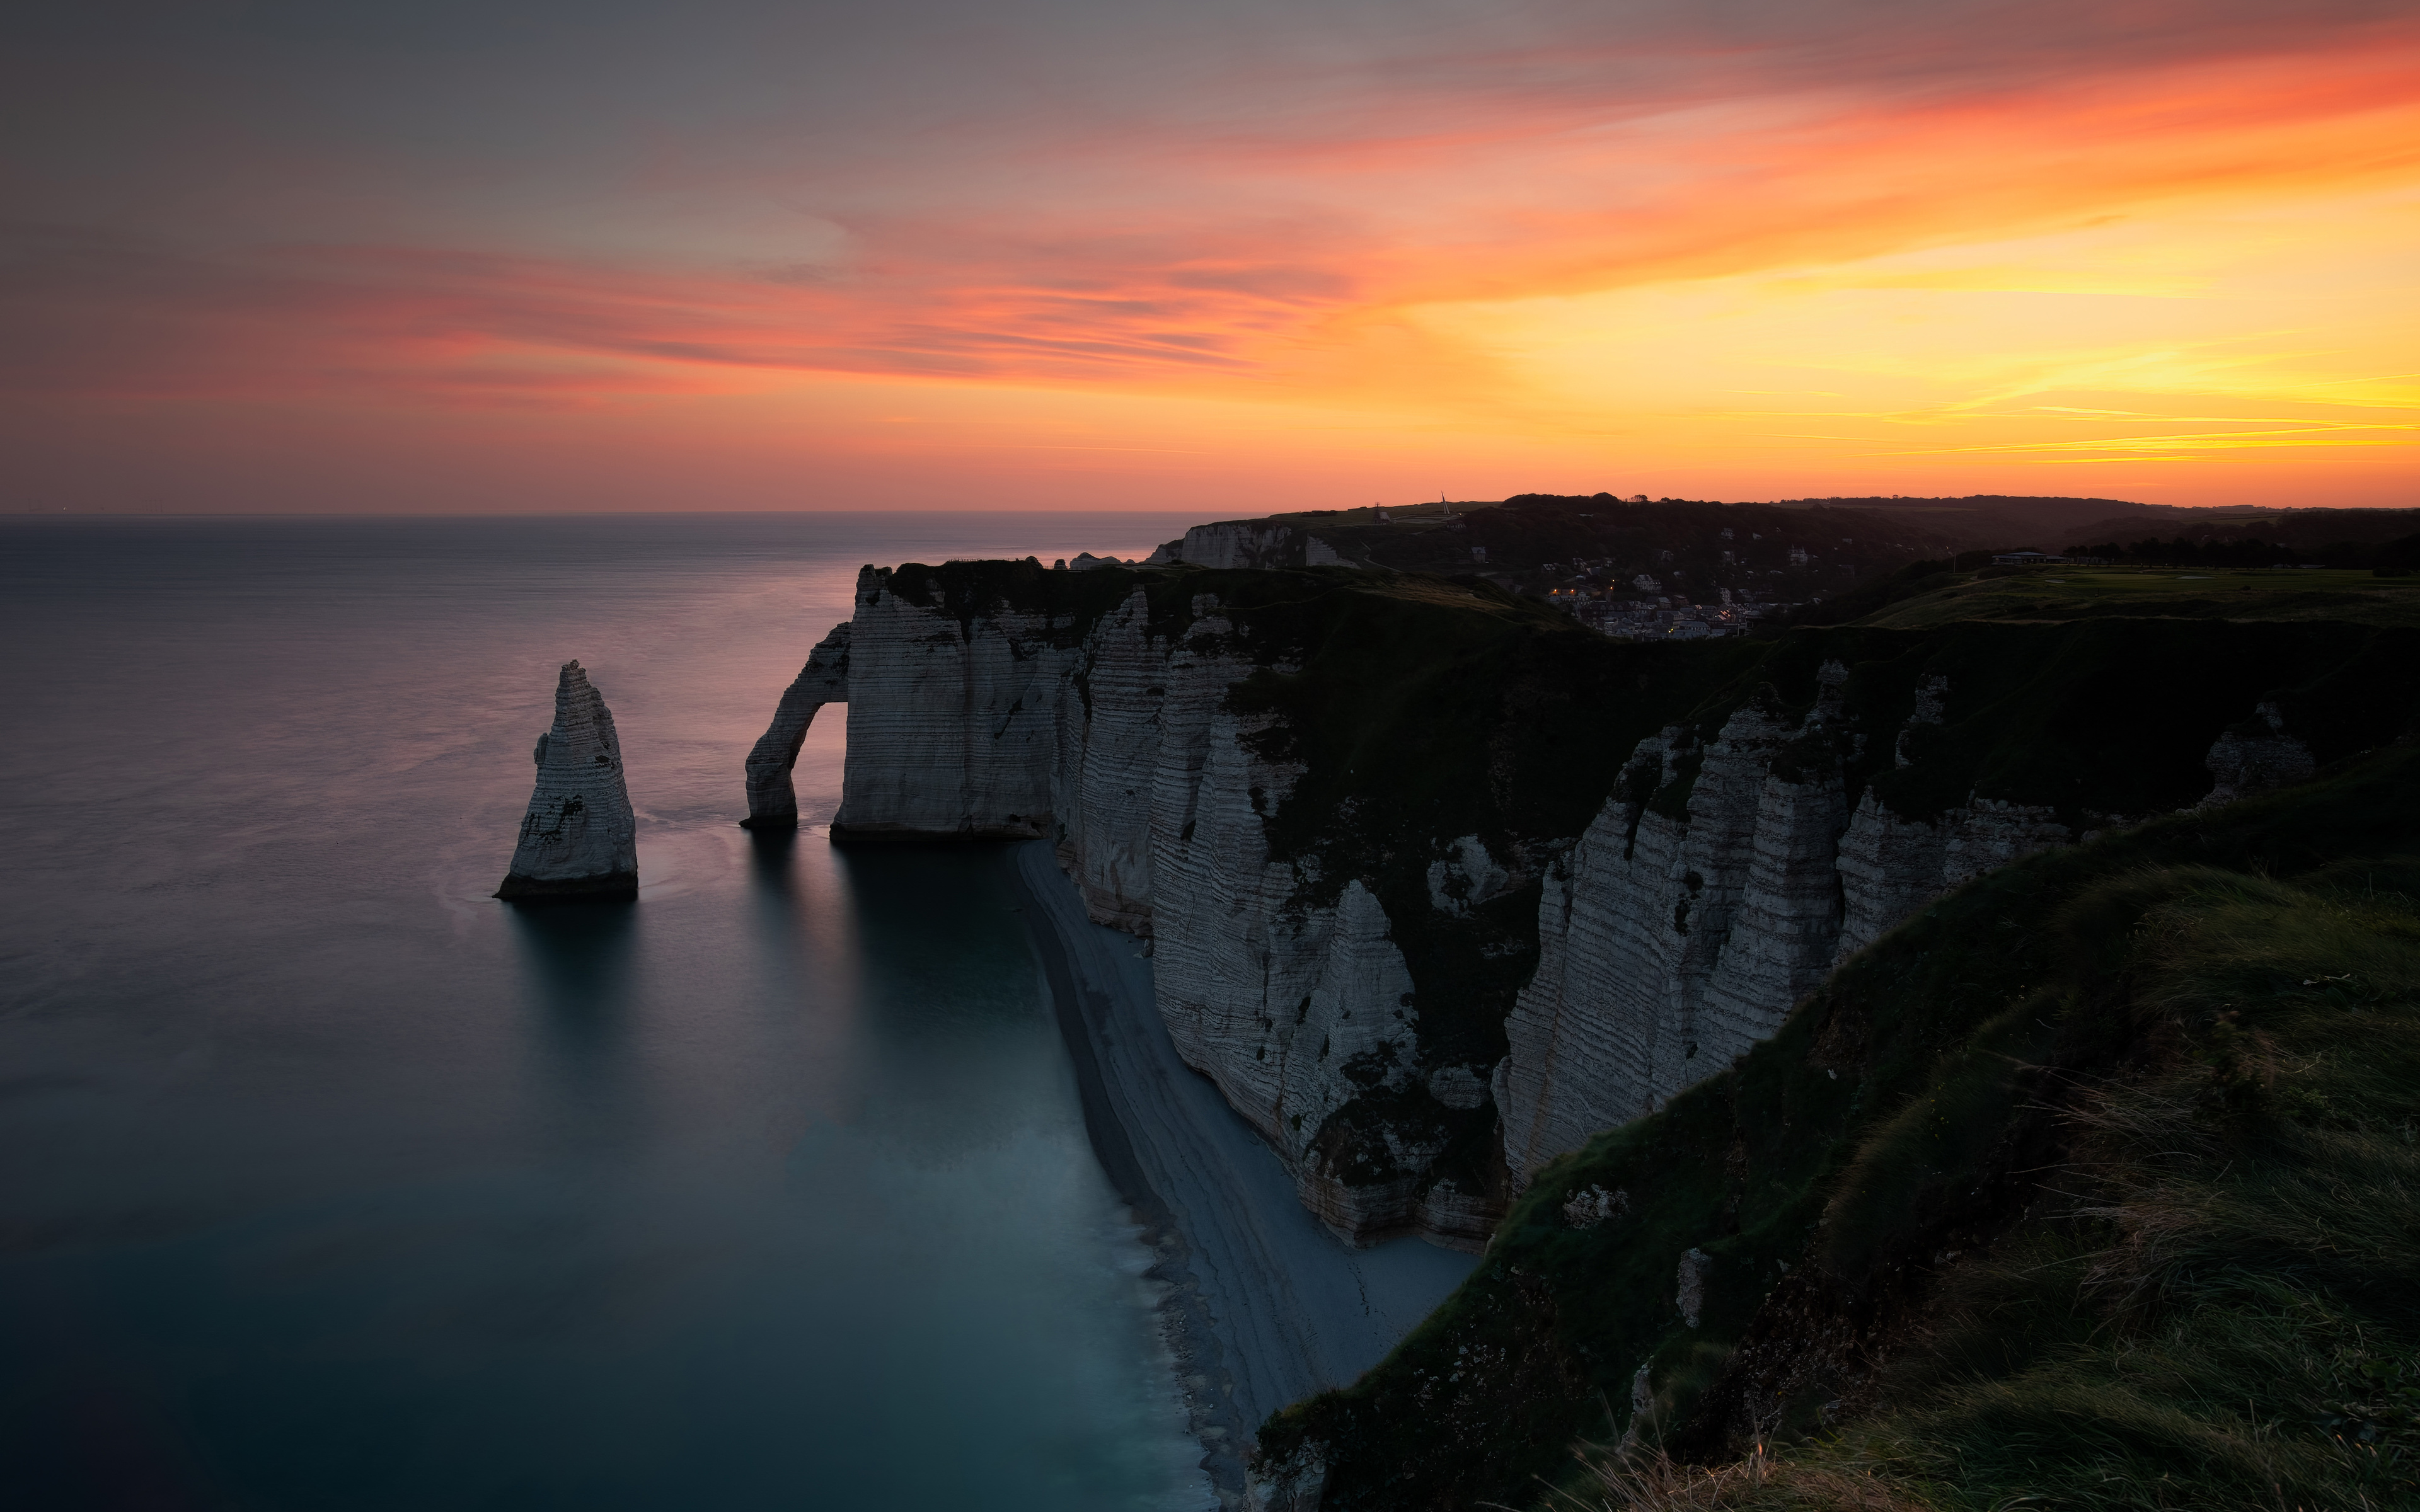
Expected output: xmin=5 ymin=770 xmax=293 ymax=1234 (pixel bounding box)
xmin=3 ymin=0 xmax=2416 ymax=506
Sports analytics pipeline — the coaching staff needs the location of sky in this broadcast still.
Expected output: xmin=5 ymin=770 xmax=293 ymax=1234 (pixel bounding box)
xmin=3 ymin=0 xmax=2416 ymax=513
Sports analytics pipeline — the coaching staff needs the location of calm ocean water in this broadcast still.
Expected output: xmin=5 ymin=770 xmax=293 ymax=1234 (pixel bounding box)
xmin=0 ymin=513 xmax=1213 ymax=1511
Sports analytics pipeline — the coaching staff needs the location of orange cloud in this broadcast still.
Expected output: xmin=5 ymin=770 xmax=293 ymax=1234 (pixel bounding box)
xmin=3 ymin=2 xmax=2415 ymax=508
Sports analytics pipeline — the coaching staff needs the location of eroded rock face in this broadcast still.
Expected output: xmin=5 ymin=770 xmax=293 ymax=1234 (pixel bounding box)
xmin=1494 ymin=690 xmax=2077 ymax=1185
xmin=804 ymin=564 xmax=2354 ymax=1247
xmin=741 ymin=622 xmax=851 ymax=828
xmin=1172 ymin=520 xmax=1349 ymax=570
xmin=830 ymin=571 xmax=1075 ymax=840
xmin=497 ymin=660 xmax=638 ymax=901
xmin=822 ymin=566 xmax=1465 ymax=1246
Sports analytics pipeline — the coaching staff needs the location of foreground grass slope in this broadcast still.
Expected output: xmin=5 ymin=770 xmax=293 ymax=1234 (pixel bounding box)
xmin=1259 ymin=747 xmax=2420 ymax=1510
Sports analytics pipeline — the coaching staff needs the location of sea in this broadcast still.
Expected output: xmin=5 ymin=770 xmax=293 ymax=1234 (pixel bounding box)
xmin=0 ymin=513 xmax=1219 ymax=1511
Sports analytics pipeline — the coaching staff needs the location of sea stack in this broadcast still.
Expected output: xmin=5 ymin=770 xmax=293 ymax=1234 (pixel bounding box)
xmin=496 ymin=660 xmax=639 ymax=901
xmin=741 ymin=621 xmax=851 ymax=828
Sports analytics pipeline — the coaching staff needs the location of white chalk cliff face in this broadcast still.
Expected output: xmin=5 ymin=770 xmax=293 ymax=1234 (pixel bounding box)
xmin=787 ymin=566 xmax=1478 ymax=1246
xmin=1165 ymin=520 xmax=1348 ymax=570
xmin=766 ymin=566 xmax=2328 ymax=1245
xmin=497 ymin=660 xmax=638 ymax=900
xmin=1497 ymin=668 xmax=2082 ymax=1185
xmin=742 ymin=623 xmax=850 ymax=828
xmin=829 ymin=573 xmax=1074 ymax=839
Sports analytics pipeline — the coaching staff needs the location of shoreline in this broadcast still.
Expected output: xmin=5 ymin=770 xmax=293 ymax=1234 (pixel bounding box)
xmin=1011 ymin=841 xmax=1477 ymax=1505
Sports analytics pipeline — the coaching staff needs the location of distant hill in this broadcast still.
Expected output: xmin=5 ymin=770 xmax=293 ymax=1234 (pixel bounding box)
xmin=1750 ymin=493 xmax=2174 ymax=548
xmin=1151 ymin=493 xmax=2420 ymax=607
xmin=2063 ymin=507 xmax=2420 ymax=564
xmin=1165 ymin=495 xmax=1967 ymax=605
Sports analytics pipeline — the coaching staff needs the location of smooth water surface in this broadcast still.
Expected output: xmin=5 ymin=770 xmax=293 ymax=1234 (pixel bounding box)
xmin=0 ymin=513 xmax=1210 ymax=1511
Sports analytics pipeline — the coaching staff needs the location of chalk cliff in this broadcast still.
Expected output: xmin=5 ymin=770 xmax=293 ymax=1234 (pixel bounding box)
xmin=776 ymin=561 xmax=1516 ymax=1246
xmin=1493 ymin=685 xmax=2075 ymax=1183
xmin=741 ymin=623 xmax=851 ymax=828
xmin=1161 ymin=519 xmax=1349 ymax=570
xmin=497 ymin=660 xmax=638 ymax=901
xmin=761 ymin=561 xmax=2414 ymax=1251
xmin=1489 ymin=618 xmax=2411 ymax=1185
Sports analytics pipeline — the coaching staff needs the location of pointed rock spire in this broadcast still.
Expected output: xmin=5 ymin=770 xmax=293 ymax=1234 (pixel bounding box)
xmin=496 ymin=660 xmax=638 ymax=901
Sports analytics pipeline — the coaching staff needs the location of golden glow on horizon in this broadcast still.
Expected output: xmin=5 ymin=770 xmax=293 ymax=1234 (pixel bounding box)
xmin=5 ymin=9 xmax=2417 ymax=510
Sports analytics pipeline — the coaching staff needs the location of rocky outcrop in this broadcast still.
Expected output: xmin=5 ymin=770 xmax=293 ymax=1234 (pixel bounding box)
xmin=1497 ymin=682 xmax=2086 ymax=1185
xmin=2201 ymin=700 xmax=2315 ymax=806
xmin=740 ymin=623 xmax=851 ymax=828
xmin=1167 ymin=520 xmax=1348 ymax=570
xmin=1488 ymin=644 xmax=2383 ymax=1189
xmin=497 ymin=660 xmax=638 ymax=901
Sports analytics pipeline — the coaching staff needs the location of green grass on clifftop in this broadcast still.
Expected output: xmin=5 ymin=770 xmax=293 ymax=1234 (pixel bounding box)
xmin=1259 ymin=747 xmax=2420 ymax=1511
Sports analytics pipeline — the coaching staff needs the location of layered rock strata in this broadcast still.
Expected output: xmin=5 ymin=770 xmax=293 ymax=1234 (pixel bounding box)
xmin=778 ymin=564 xmax=1480 ymax=1246
xmin=1492 ymin=662 xmax=2351 ymax=1186
xmin=740 ymin=622 xmax=850 ymax=828
xmin=497 ymin=660 xmax=638 ymax=901
xmin=827 ymin=575 xmax=1069 ymax=840
xmin=766 ymin=563 xmax=2374 ymax=1252
xmin=1159 ymin=520 xmax=1348 ymax=570
xmin=1497 ymin=683 xmax=2087 ymax=1184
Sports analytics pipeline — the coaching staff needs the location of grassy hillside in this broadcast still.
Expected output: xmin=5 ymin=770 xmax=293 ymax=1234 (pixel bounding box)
xmin=1259 ymin=747 xmax=2420 ymax=1509
xmin=2062 ymin=507 xmax=2420 ymax=564
xmin=1852 ymin=566 xmax=2420 ymax=632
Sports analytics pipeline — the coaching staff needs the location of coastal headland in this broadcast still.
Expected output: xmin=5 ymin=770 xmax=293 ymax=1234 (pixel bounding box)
xmin=744 ymin=496 xmax=2420 ymax=1509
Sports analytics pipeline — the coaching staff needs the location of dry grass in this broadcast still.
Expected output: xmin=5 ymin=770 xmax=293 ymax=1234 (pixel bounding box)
xmin=1567 ymin=862 xmax=2420 ymax=1512
xmin=1552 ymin=1440 xmax=1934 ymax=1512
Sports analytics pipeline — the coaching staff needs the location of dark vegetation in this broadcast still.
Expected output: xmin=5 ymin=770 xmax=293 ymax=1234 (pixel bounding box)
xmin=1260 ymin=749 xmax=2420 ymax=1511
xmin=1760 ymin=495 xmax=2161 ymax=537
xmin=2067 ymin=527 xmax=2420 ymax=575
xmin=2058 ymin=507 xmax=2420 ymax=563
xmin=1261 ymin=495 xmax=1964 ymax=604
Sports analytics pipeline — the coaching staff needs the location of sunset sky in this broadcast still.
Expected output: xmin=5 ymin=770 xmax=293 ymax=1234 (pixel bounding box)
xmin=4 ymin=0 xmax=2416 ymax=513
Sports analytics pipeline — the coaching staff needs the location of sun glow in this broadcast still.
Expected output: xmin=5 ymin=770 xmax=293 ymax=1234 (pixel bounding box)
xmin=3 ymin=2 xmax=2415 ymax=510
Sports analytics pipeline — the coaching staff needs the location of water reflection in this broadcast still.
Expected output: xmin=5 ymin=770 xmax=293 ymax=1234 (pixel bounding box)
xmin=1 ymin=516 xmax=1209 ymax=1512
xmin=744 ymin=826 xmax=798 ymax=895
xmin=508 ymin=899 xmax=639 ymax=1036
xmin=830 ymin=842 xmax=1072 ymax=1162
xmin=508 ymin=900 xmax=643 ymax=1148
